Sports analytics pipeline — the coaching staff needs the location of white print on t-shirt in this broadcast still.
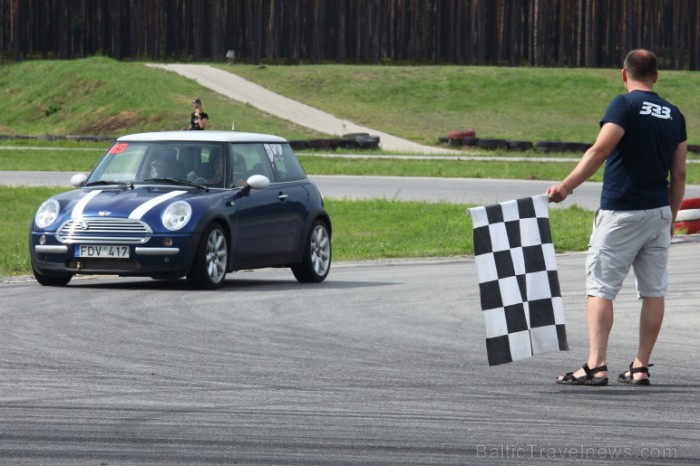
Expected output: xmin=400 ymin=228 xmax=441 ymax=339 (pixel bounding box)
xmin=640 ymin=101 xmax=672 ymax=120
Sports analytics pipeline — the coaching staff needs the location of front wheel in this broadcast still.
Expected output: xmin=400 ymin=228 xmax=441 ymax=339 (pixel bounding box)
xmin=32 ymin=265 xmax=72 ymax=286
xmin=187 ymin=224 xmax=228 ymax=289
xmin=292 ymin=220 xmax=331 ymax=283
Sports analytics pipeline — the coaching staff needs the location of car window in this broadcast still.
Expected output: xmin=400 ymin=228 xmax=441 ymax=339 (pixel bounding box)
xmin=97 ymin=142 xmax=148 ymax=181
xmin=183 ymin=144 xmax=226 ymax=187
xmin=230 ymin=143 xmax=275 ymax=187
xmin=88 ymin=142 xmax=227 ymax=187
xmin=263 ymin=143 xmax=306 ymax=182
xmin=142 ymin=145 xmax=188 ymax=180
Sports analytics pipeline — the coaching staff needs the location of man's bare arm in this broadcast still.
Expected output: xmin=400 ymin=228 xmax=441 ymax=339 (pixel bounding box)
xmin=546 ymin=122 xmax=624 ymax=203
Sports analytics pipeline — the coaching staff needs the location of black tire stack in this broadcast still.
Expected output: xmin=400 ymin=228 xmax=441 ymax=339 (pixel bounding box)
xmin=439 ymin=130 xmax=592 ymax=154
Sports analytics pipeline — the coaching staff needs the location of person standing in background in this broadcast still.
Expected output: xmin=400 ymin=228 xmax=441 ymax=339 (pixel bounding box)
xmin=187 ymin=97 xmax=208 ymax=130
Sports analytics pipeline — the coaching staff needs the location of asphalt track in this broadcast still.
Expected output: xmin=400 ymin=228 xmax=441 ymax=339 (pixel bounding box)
xmin=2 ymin=244 xmax=699 ymax=464
xmin=3 ymin=168 xmax=700 ymax=464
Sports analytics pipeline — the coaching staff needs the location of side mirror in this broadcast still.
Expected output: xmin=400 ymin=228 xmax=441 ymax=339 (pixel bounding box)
xmin=70 ymin=173 xmax=88 ymax=188
xmin=246 ymin=174 xmax=270 ymax=189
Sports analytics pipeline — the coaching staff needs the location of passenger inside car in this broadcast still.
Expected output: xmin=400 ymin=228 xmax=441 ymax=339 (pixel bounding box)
xmin=231 ymin=151 xmax=248 ymax=187
xmin=148 ymin=147 xmax=185 ymax=179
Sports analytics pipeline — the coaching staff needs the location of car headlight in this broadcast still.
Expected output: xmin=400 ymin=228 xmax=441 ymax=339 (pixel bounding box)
xmin=34 ymin=199 xmax=60 ymax=229
xmin=162 ymin=201 xmax=192 ymax=231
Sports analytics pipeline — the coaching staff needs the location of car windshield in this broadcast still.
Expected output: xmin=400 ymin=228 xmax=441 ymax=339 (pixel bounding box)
xmin=86 ymin=141 xmax=228 ymax=188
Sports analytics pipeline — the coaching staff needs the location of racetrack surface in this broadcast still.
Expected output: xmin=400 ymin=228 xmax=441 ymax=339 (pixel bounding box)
xmin=2 ymin=246 xmax=700 ymax=464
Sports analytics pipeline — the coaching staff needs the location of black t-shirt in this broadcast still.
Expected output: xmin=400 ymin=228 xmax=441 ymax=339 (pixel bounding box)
xmin=600 ymin=90 xmax=686 ymax=210
xmin=189 ymin=112 xmax=209 ymax=130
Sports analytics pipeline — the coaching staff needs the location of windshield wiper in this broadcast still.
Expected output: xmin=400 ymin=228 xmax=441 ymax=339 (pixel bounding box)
xmin=143 ymin=178 xmax=208 ymax=189
xmin=85 ymin=180 xmax=134 ymax=189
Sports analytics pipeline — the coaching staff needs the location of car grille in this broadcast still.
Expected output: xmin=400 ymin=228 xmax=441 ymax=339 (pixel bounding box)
xmin=57 ymin=217 xmax=152 ymax=244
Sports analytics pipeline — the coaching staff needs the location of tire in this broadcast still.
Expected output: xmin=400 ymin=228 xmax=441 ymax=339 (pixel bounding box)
xmin=680 ymin=197 xmax=700 ymax=210
xmin=332 ymin=139 xmax=357 ymax=149
xmin=477 ymin=138 xmax=508 ymax=150
xmin=562 ymin=142 xmax=591 ymax=153
xmin=355 ymin=135 xmax=380 ymax=149
xmin=292 ymin=220 xmax=331 ymax=283
xmin=536 ymin=141 xmax=565 ymax=153
xmin=32 ymin=265 xmax=72 ymax=286
xmin=675 ymin=208 xmax=700 ymax=222
xmin=288 ymin=140 xmax=309 ymax=150
xmin=308 ymin=139 xmax=334 ymax=150
xmin=674 ymin=220 xmax=700 ymax=235
xmin=507 ymin=140 xmax=533 ymax=151
xmin=187 ymin=224 xmax=228 ymax=289
xmin=342 ymin=132 xmax=370 ymax=140
xmin=462 ymin=137 xmax=480 ymax=147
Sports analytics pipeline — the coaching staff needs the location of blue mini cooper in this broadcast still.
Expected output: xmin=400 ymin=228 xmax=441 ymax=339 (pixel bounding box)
xmin=30 ymin=131 xmax=332 ymax=289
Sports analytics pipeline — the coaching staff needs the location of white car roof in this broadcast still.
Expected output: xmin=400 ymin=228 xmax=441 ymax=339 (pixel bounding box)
xmin=117 ymin=131 xmax=288 ymax=143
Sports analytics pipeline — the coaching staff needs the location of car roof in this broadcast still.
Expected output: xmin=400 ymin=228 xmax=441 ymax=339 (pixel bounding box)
xmin=117 ymin=131 xmax=288 ymax=143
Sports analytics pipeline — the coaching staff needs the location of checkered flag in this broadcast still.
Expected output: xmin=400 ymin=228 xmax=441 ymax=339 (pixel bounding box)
xmin=467 ymin=194 xmax=568 ymax=366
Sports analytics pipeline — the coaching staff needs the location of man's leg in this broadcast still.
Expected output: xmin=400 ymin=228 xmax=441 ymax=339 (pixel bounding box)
xmin=585 ymin=296 xmax=614 ymax=374
xmin=626 ymin=296 xmax=664 ymax=381
xmin=557 ymin=296 xmax=613 ymax=380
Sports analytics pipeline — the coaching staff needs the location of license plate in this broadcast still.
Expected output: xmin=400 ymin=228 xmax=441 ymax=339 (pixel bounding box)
xmin=76 ymin=245 xmax=130 ymax=259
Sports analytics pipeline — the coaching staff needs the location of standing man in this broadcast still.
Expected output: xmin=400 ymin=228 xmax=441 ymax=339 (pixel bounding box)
xmin=547 ymin=49 xmax=687 ymax=386
xmin=187 ymin=97 xmax=208 ymax=130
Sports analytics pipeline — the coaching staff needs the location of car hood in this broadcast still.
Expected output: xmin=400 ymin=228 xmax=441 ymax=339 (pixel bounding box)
xmin=65 ymin=187 xmax=191 ymax=219
xmin=39 ymin=185 xmax=225 ymax=234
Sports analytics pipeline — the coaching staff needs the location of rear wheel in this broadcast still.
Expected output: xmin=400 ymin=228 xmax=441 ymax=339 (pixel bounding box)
xmin=187 ymin=224 xmax=228 ymax=289
xmin=292 ymin=220 xmax=331 ymax=283
xmin=32 ymin=266 xmax=72 ymax=286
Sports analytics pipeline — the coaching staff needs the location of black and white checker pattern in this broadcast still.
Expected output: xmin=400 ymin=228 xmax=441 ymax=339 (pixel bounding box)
xmin=468 ymin=195 xmax=568 ymax=366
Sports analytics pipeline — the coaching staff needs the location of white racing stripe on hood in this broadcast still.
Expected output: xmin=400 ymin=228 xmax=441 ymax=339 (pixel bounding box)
xmin=72 ymin=190 xmax=103 ymax=218
xmin=129 ymin=191 xmax=187 ymax=220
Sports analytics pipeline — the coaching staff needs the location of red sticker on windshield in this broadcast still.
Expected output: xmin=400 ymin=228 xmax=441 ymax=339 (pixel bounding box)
xmin=109 ymin=143 xmax=129 ymax=154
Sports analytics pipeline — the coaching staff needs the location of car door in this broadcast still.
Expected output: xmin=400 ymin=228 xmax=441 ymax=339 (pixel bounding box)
xmin=229 ymin=143 xmax=296 ymax=262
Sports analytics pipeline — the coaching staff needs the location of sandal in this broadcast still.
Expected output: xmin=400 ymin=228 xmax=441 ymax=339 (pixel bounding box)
xmin=618 ymin=362 xmax=653 ymax=385
xmin=556 ymin=363 xmax=609 ymax=386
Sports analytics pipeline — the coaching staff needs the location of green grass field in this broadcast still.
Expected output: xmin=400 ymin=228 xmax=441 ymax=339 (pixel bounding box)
xmin=3 ymin=57 xmax=698 ymax=145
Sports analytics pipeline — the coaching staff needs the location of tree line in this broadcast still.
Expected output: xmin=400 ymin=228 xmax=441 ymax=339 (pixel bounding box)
xmin=2 ymin=0 xmax=699 ymax=69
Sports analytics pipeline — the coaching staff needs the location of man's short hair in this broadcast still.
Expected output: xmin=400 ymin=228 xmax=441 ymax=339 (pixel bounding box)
xmin=624 ymin=49 xmax=658 ymax=81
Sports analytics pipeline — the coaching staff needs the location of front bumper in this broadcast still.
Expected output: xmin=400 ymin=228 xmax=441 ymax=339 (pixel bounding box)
xmin=30 ymin=232 xmax=199 ymax=277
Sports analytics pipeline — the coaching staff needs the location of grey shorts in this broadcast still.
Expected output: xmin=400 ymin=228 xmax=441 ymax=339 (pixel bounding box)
xmin=586 ymin=206 xmax=672 ymax=300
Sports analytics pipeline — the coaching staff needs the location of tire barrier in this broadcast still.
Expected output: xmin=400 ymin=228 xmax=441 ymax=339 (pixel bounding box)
xmin=289 ymin=133 xmax=381 ymax=151
xmin=535 ymin=141 xmax=565 ymax=153
xmin=674 ymin=197 xmax=700 ymax=235
xmin=462 ymin=137 xmax=480 ymax=147
xmin=477 ymin=138 xmax=508 ymax=150
xmin=507 ymin=140 xmax=534 ymax=151
xmin=438 ymin=134 xmax=596 ymax=153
